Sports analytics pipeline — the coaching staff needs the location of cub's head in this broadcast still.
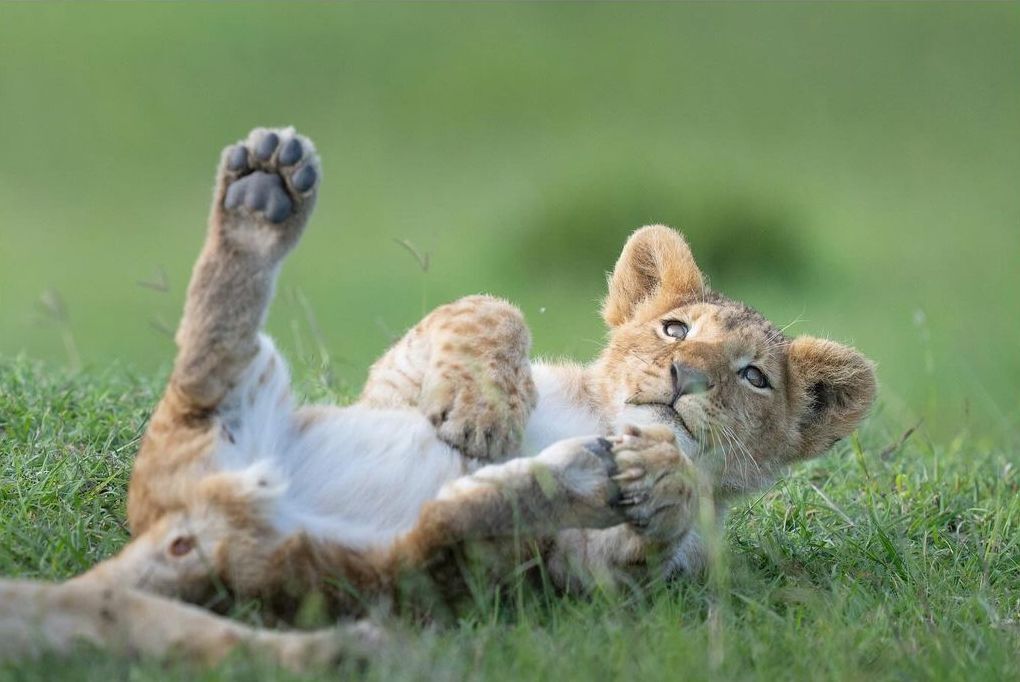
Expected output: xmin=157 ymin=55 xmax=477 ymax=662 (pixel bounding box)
xmin=597 ymin=225 xmax=876 ymax=495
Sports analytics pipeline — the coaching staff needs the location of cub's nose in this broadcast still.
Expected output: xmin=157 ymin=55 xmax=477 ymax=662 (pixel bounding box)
xmin=671 ymin=362 xmax=710 ymax=399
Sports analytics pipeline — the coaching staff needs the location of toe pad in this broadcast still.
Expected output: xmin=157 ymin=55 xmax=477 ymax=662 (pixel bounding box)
xmin=226 ymin=145 xmax=248 ymax=172
xmin=255 ymin=132 xmax=279 ymax=161
xmin=292 ymin=165 xmax=317 ymax=192
xmin=279 ymin=138 xmax=303 ymax=166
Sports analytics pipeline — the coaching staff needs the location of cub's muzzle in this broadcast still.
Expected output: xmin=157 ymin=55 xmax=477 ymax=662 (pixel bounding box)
xmin=670 ymin=362 xmax=711 ymax=402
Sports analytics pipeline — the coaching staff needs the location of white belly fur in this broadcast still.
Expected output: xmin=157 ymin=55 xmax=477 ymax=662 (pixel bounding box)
xmin=520 ymin=362 xmax=602 ymax=456
xmin=210 ymin=338 xmax=601 ymax=550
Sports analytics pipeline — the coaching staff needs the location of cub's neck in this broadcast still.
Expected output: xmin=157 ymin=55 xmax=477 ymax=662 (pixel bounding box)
xmin=520 ymin=359 xmax=705 ymax=488
xmin=519 ymin=360 xmax=617 ymax=457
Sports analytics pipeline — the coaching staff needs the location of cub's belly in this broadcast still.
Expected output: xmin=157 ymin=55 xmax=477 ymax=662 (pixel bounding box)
xmin=210 ymin=363 xmax=603 ymax=550
xmin=269 ymin=406 xmax=468 ymax=550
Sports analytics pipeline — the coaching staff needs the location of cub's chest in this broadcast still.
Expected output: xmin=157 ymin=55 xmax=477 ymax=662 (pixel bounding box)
xmin=520 ymin=363 xmax=603 ymax=457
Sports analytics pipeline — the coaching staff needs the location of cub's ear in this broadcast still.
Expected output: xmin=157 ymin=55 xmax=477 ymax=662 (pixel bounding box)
xmin=602 ymin=225 xmax=706 ymax=327
xmin=787 ymin=336 xmax=877 ymax=461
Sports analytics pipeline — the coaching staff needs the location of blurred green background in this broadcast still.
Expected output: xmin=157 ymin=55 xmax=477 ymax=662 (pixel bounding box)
xmin=0 ymin=3 xmax=1017 ymax=442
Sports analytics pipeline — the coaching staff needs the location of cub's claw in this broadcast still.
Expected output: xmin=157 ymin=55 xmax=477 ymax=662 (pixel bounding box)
xmin=422 ymin=365 xmax=535 ymax=462
xmin=606 ymin=424 xmax=697 ymax=542
xmin=424 ymin=378 xmax=528 ymax=462
xmin=583 ymin=438 xmax=619 ymax=476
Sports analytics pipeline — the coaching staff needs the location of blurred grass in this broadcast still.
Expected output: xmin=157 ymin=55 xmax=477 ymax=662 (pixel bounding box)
xmin=0 ymin=3 xmax=1018 ymax=441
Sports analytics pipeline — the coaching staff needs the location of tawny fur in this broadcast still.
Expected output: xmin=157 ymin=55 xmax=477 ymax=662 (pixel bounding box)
xmin=1 ymin=128 xmax=876 ymax=667
xmin=0 ymin=578 xmax=384 ymax=670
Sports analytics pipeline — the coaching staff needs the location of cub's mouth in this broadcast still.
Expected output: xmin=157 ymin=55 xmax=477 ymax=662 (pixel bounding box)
xmin=627 ymin=400 xmax=698 ymax=442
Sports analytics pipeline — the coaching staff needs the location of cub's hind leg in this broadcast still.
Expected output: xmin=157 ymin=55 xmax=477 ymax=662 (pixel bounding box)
xmin=127 ymin=127 xmax=321 ymax=534
xmin=0 ymin=578 xmax=384 ymax=670
xmin=173 ymin=127 xmax=320 ymax=410
xmin=360 ymin=295 xmax=537 ymax=461
xmin=256 ymin=434 xmax=626 ymax=616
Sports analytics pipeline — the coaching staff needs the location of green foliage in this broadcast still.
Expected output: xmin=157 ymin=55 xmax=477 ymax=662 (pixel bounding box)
xmin=2 ymin=360 xmax=1019 ymax=681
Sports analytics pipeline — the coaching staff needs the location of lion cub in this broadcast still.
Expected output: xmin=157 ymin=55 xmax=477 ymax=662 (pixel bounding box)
xmin=80 ymin=127 xmax=875 ymax=618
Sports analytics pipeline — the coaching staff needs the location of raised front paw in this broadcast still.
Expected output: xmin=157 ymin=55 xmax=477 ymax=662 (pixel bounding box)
xmin=609 ymin=424 xmax=698 ymax=542
xmin=213 ymin=127 xmax=321 ymax=253
xmin=422 ymin=364 xmax=536 ymax=461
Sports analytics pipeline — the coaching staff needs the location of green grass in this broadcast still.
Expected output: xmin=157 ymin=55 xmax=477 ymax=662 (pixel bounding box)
xmin=2 ymin=358 xmax=1019 ymax=681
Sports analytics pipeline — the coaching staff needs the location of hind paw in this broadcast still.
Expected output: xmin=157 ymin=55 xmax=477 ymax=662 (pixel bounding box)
xmin=213 ymin=127 xmax=321 ymax=251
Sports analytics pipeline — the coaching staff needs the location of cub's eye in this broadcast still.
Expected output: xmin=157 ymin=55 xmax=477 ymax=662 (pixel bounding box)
xmin=168 ymin=535 xmax=196 ymax=558
xmin=662 ymin=320 xmax=689 ymax=340
xmin=740 ymin=365 xmax=770 ymax=389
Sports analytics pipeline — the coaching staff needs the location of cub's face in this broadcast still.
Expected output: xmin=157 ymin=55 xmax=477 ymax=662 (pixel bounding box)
xmin=598 ymin=225 xmax=876 ymax=496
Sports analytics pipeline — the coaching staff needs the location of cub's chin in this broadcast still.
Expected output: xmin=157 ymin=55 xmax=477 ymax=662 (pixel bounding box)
xmin=614 ymin=403 xmax=701 ymax=463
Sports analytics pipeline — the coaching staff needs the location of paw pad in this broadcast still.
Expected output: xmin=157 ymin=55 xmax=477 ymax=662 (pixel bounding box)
xmin=279 ymin=138 xmax=303 ymax=166
xmin=292 ymin=165 xmax=317 ymax=192
xmin=255 ymin=132 xmax=279 ymax=161
xmin=224 ymin=172 xmax=293 ymax=224
xmin=226 ymin=145 xmax=248 ymax=172
xmin=219 ymin=127 xmax=319 ymax=226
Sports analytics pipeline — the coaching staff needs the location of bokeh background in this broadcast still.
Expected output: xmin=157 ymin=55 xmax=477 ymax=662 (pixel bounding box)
xmin=1 ymin=3 xmax=1016 ymax=442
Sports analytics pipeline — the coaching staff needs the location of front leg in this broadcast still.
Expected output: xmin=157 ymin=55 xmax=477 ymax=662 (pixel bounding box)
xmin=360 ymin=295 xmax=537 ymax=461
xmin=611 ymin=425 xmax=698 ymax=543
xmin=423 ymin=434 xmax=625 ymax=537
xmin=127 ymin=127 xmax=320 ymax=533
xmin=548 ymin=425 xmax=701 ymax=591
xmin=345 ymin=427 xmax=695 ymax=614
xmin=387 ymin=427 xmax=691 ymax=576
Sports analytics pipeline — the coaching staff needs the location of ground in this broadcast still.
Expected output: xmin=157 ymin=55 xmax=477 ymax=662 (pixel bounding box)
xmin=2 ymin=359 xmax=1018 ymax=681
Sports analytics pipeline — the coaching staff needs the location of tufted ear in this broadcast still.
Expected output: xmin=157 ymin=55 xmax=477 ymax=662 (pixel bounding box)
xmin=787 ymin=336 xmax=877 ymax=461
xmin=601 ymin=225 xmax=706 ymax=327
